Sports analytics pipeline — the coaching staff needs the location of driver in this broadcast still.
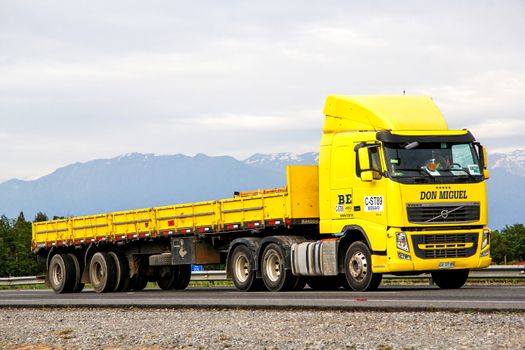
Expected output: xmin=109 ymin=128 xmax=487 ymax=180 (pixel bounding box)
xmin=426 ymin=150 xmax=450 ymax=171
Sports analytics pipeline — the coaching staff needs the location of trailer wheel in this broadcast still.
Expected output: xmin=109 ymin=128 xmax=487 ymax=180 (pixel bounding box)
xmin=172 ymin=264 xmax=191 ymax=290
xmin=109 ymin=252 xmax=129 ymax=292
xmin=431 ymin=269 xmax=469 ymax=289
xmin=261 ymin=243 xmax=298 ymax=291
xmin=344 ymin=241 xmax=382 ymax=291
xmin=48 ymin=254 xmax=76 ymax=293
xmin=131 ymin=274 xmax=149 ymax=291
xmin=67 ymin=253 xmax=85 ymax=293
xmin=89 ymin=252 xmax=116 ymax=293
xmin=229 ymin=245 xmax=263 ymax=291
xmin=306 ymin=276 xmax=341 ymax=290
xmin=157 ymin=266 xmax=177 ymax=290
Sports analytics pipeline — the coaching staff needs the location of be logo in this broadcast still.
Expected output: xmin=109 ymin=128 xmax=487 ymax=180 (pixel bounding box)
xmin=338 ymin=194 xmax=352 ymax=205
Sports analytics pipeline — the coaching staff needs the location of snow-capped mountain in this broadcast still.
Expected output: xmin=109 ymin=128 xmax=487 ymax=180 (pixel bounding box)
xmin=489 ymin=150 xmax=525 ymax=176
xmin=243 ymin=152 xmax=319 ymax=173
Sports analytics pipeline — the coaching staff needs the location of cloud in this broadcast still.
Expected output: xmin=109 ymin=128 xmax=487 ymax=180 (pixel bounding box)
xmin=0 ymin=1 xmax=524 ymax=181
xmin=469 ymin=119 xmax=525 ymax=139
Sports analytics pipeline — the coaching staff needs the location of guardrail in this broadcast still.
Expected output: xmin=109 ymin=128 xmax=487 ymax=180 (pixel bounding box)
xmin=0 ymin=276 xmax=46 ymax=286
xmin=1 ymin=265 xmax=523 ymax=286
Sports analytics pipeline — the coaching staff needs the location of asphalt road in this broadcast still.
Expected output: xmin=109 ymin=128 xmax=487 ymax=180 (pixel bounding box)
xmin=1 ymin=285 xmax=524 ymax=311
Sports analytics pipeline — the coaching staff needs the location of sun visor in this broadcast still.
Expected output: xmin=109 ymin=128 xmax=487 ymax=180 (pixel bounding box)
xmin=376 ymin=131 xmax=475 ymax=143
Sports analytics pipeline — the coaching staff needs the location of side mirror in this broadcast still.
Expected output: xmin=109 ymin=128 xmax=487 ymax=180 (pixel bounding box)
xmin=477 ymin=143 xmax=490 ymax=179
xmin=357 ymin=147 xmax=374 ymax=182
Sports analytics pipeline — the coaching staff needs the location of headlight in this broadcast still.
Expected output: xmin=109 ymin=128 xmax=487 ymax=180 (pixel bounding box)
xmin=396 ymin=231 xmax=409 ymax=252
xmin=480 ymin=249 xmax=490 ymax=257
xmin=481 ymin=229 xmax=489 ymax=249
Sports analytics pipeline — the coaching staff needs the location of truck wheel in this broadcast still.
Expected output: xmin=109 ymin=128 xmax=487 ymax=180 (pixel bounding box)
xmin=344 ymin=241 xmax=382 ymax=291
xmin=157 ymin=266 xmax=176 ymax=290
xmin=48 ymin=254 xmax=75 ymax=293
xmin=261 ymin=243 xmax=298 ymax=291
xmin=109 ymin=252 xmax=129 ymax=292
xmin=131 ymin=274 xmax=149 ymax=291
xmin=67 ymin=253 xmax=85 ymax=293
xmin=229 ymin=245 xmax=263 ymax=291
xmin=89 ymin=252 xmax=116 ymax=293
xmin=306 ymin=276 xmax=341 ymax=290
xmin=172 ymin=264 xmax=191 ymax=290
xmin=431 ymin=269 xmax=469 ymax=289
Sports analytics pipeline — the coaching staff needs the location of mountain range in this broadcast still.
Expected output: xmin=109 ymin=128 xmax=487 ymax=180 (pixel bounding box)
xmin=0 ymin=151 xmax=522 ymax=230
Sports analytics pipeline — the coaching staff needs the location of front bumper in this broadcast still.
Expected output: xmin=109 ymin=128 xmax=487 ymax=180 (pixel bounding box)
xmin=371 ymin=227 xmax=492 ymax=274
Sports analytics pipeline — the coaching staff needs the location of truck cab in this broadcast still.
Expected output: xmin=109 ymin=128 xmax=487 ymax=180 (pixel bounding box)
xmin=315 ymin=95 xmax=491 ymax=289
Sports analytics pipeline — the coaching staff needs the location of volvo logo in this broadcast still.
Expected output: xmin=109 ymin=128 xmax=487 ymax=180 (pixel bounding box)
xmin=440 ymin=209 xmax=449 ymax=219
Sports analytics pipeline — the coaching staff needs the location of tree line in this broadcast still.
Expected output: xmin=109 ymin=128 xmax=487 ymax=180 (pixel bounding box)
xmin=0 ymin=212 xmax=524 ymax=277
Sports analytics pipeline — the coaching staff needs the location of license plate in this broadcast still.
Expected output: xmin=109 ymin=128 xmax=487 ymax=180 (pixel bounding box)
xmin=438 ymin=261 xmax=455 ymax=269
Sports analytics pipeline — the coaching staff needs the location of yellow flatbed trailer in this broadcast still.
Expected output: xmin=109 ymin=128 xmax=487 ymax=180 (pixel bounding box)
xmin=33 ymin=166 xmax=319 ymax=249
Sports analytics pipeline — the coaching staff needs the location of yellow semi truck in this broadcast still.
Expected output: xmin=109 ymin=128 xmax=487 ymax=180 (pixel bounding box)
xmin=32 ymin=95 xmax=491 ymax=293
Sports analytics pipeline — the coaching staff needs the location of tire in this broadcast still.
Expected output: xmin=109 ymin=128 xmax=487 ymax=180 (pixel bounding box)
xmin=67 ymin=253 xmax=85 ymax=293
xmin=261 ymin=243 xmax=298 ymax=291
xmin=131 ymin=274 xmax=149 ymax=291
xmin=344 ymin=241 xmax=382 ymax=291
xmin=431 ymin=269 xmax=469 ymax=289
xmin=172 ymin=264 xmax=191 ymax=290
xmin=306 ymin=276 xmax=341 ymax=290
xmin=229 ymin=245 xmax=264 ymax=291
xmin=109 ymin=251 xmax=129 ymax=292
xmin=89 ymin=252 xmax=117 ymax=293
xmin=157 ymin=266 xmax=176 ymax=290
xmin=48 ymin=254 xmax=76 ymax=294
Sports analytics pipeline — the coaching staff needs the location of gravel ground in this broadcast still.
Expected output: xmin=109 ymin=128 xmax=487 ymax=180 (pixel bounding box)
xmin=0 ymin=308 xmax=524 ymax=349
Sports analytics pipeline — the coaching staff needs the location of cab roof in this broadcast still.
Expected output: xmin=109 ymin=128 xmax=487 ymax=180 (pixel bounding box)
xmin=323 ymin=95 xmax=448 ymax=133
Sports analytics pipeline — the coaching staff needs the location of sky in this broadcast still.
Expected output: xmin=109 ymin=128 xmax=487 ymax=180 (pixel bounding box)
xmin=0 ymin=0 xmax=524 ymax=182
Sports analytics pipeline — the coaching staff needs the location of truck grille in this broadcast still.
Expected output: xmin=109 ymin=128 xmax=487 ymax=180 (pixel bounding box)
xmin=411 ymin=233 xmax=478 ymax=259
xmin=407 ymin=202 xmax=480 ymax=224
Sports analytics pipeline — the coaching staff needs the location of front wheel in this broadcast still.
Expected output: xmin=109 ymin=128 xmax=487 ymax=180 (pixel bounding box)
xmin=431 ymin=269 xmax=469 ymax=289
xmin=344 ymin=241 xmax=382 ymax=291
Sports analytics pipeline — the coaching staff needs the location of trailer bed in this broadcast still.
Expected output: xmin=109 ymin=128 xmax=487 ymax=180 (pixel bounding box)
xmin=32 ymin=166 xmax=319 ymax=251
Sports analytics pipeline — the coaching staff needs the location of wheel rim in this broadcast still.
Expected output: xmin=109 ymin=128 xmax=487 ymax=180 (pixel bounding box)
xmin=349 ymin=251 xmax=367 ymax=281
xmin=92 ymin=261 xmax=104 ymax=286
xmin=233 ymin=254 xmax=250 ymax=283
xmin=51 ymin=261 xmax=63 ymax=287
xmin=265 ymin=250 xmax=281 ymax=283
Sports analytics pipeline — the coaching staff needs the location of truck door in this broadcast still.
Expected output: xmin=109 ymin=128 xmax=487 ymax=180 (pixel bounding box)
xmin=351 ymin=142 xmax=388 ymax=229
xmin=328 ymin=133 xmax=355 ymax=233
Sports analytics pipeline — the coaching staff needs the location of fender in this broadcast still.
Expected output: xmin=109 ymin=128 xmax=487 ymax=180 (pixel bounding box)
xmin=225 ymin=237 xmax=262 ymax=278
xmin=339 ymin=225 xmax=387 ymax=256
xmin=46 ymin=246 xmax=58 ymax=269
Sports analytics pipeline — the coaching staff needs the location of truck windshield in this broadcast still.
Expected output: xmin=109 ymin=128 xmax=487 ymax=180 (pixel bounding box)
xmin=383 ymin=141 xmax=483 ymax=184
